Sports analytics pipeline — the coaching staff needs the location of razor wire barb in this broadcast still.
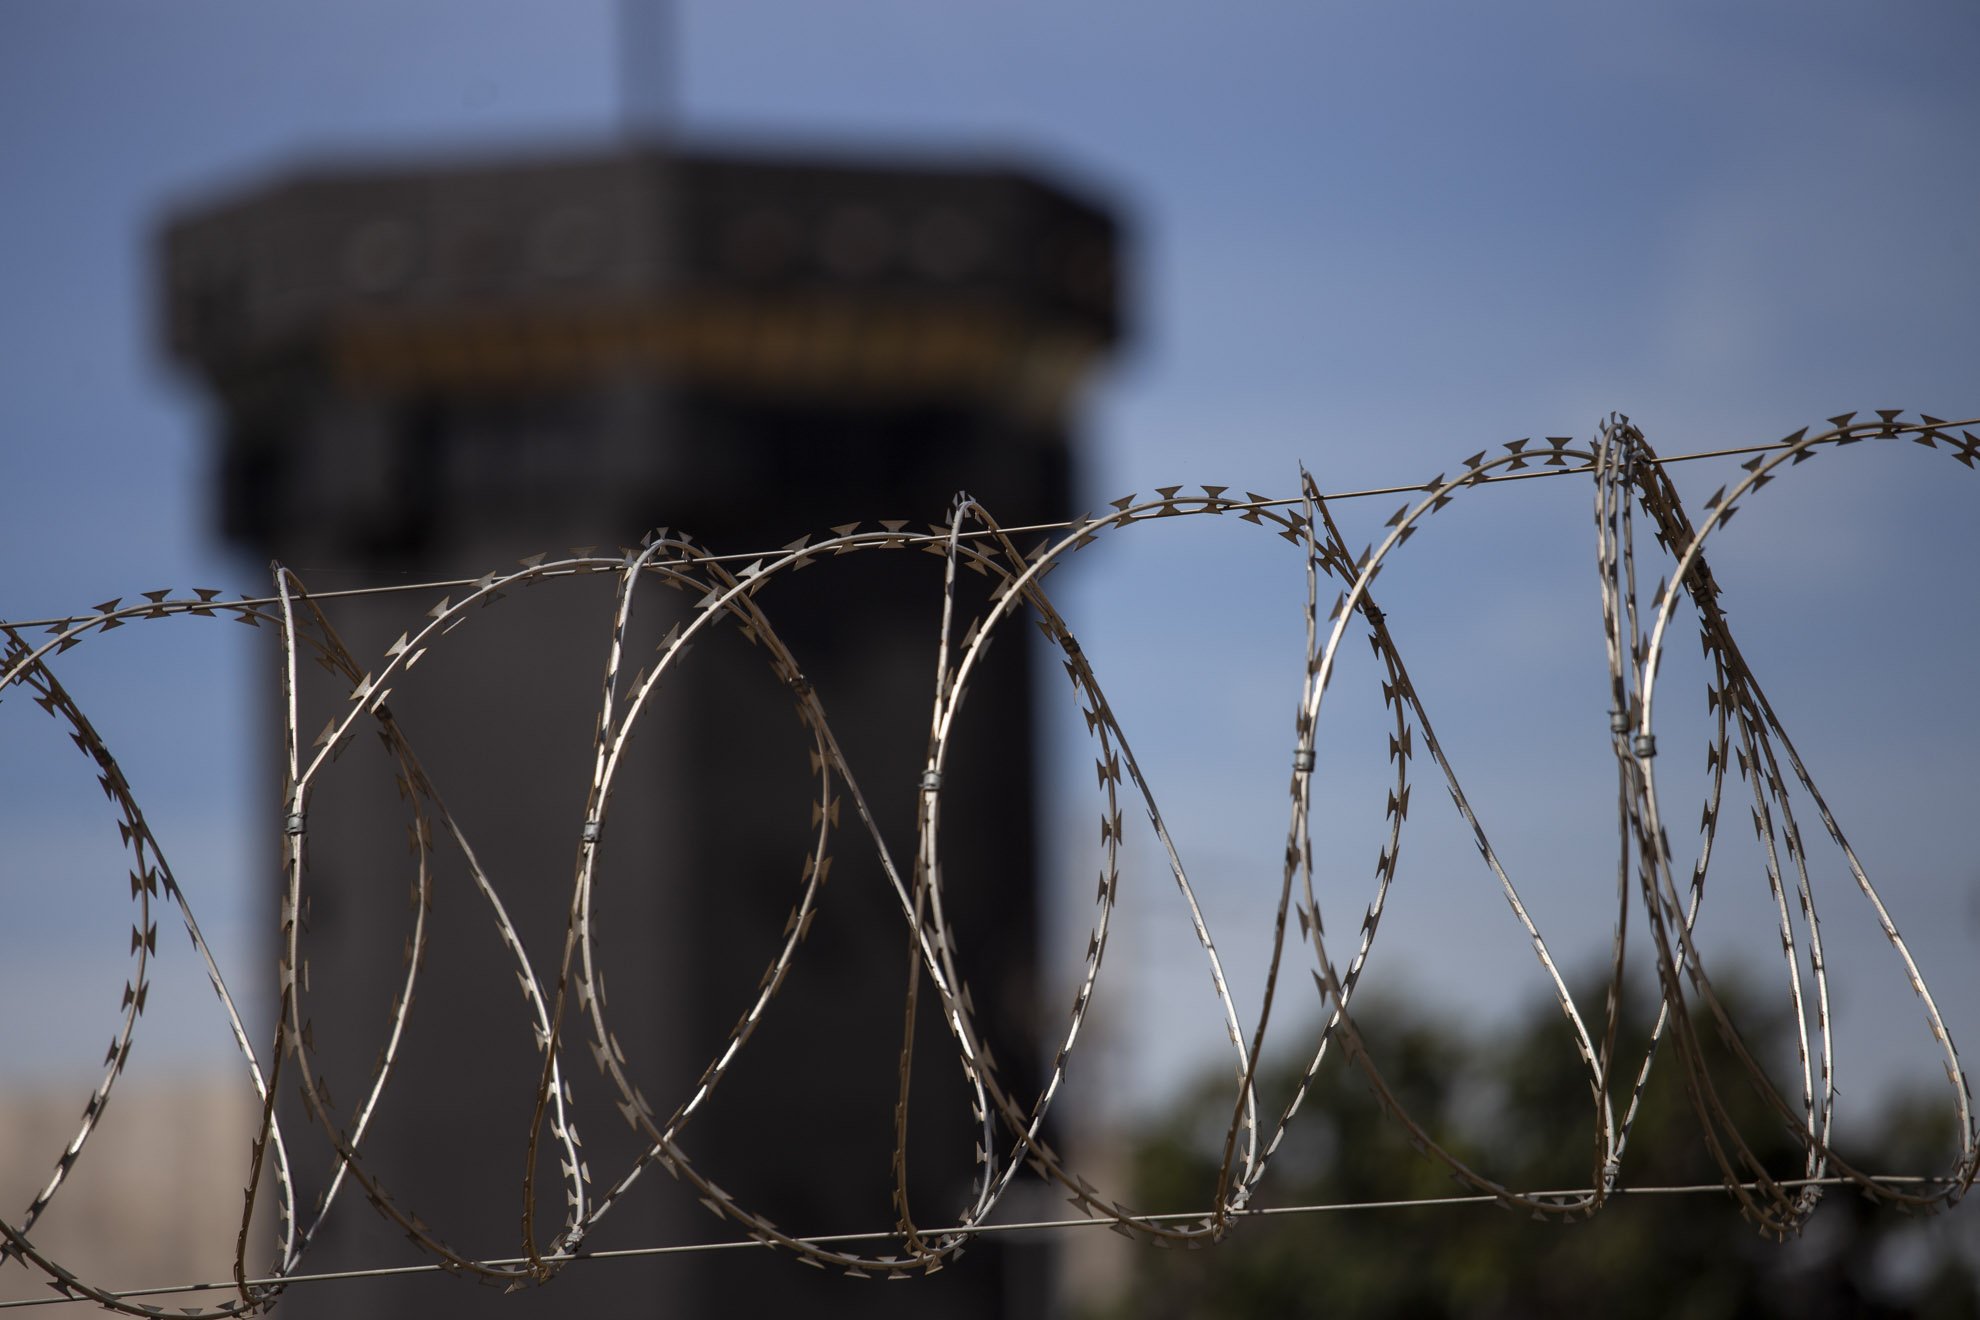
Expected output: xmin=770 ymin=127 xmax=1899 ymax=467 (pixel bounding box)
xmin=1 ymin=409 xmax=1975 ymax=1313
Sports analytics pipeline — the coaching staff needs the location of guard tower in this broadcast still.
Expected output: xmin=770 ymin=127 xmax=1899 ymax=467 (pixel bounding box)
xmin=160 ymin=146 xmax=1121 ymax=1316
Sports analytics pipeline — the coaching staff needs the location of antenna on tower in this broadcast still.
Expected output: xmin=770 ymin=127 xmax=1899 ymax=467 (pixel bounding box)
xmin=618 ymin=0 xmax=671 ymax=141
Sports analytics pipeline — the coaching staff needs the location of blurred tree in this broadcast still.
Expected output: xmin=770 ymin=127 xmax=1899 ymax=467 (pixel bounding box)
xmin=1089 ymin=983 xmax=1977 ymax=1320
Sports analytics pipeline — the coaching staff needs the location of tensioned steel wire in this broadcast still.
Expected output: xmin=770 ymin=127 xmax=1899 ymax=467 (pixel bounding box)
xmin=1 ymin=409 xmax=1974 ymax=1313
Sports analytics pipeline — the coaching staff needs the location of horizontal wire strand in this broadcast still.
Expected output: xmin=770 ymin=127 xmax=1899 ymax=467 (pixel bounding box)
xmin=0 ymin=442 xmax=1776 ymax=631
xmin=0 ymin=1175 xmax=1953 ymax=1311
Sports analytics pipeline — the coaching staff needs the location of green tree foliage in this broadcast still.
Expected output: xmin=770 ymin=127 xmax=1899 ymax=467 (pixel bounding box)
xmin=1090 ymin=984 xmax=1977 ymax=1320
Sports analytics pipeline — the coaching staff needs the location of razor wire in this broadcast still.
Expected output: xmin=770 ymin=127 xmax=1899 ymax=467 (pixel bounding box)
xmin=1 ymin=408 xmax=1975 ymax=1313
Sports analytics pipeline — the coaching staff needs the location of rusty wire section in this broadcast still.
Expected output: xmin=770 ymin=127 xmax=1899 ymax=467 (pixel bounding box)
xmin=2 ymin=409 xmax=1976 ymax=1312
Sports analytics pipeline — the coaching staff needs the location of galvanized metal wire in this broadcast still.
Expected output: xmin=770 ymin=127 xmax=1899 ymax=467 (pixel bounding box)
xmin=2 ymin=410 xmax=1974 ymax=1313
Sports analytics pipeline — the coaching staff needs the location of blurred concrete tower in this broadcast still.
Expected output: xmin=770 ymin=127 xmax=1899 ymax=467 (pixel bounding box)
xmin=160 ymin=146 xmax=1121 ymax=1317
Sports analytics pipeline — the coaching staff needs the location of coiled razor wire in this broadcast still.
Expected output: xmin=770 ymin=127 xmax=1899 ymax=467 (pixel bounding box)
xmin=1 ymin=409 xmax=1974 ymax=1313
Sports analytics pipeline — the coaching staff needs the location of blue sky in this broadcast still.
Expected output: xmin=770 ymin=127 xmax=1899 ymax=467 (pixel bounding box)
xmin=2 ymin=2 xmax=1977 ymax=1148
